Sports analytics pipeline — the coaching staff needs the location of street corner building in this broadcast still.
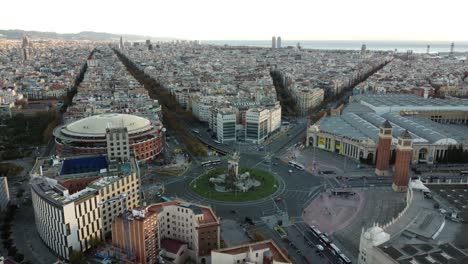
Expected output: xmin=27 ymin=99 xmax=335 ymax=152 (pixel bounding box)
xmin=111 ymin=200 xmax=220 ymax=264
xmin=29 ymin=154 xmax=140 ymax=260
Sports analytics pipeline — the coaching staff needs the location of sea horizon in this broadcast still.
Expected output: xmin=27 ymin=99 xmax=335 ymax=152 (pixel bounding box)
xmin=203 ymin=40 xmax=468 ymax=53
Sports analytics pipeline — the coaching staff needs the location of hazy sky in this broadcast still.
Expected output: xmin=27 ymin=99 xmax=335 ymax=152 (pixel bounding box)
xmin=2 ymin=0 xmax=467 ymax=41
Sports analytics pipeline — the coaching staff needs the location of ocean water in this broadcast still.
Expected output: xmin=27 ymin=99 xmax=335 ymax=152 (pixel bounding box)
xmin=204 ymin=40 xmax=468 ymax=53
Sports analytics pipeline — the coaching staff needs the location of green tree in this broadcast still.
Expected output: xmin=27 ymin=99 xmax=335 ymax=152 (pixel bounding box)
xmin=69 ymin=250 xmax=86 ymax=264
xmin=13 ymin=252 xmax=24 ymax=262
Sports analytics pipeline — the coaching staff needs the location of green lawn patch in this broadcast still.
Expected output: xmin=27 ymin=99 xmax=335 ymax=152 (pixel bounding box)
xmin=189 ymin=167 xmax=278 ymax=202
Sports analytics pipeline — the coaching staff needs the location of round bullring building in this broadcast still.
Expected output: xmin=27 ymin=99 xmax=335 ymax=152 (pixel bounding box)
xmin=54 ymin=113 xmax=163 ymax=161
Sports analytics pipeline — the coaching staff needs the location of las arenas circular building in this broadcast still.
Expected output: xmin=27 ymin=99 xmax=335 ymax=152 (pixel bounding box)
xmin=54 ymin=113 xmax=163 ymax=161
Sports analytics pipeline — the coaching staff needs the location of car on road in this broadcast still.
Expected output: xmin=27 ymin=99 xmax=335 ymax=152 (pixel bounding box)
xmin=231 ymin=210 xmax=238 ymax=214
xmin=288 ymin=169 xmax=293 ymax=173
xmin=275 ymin=197 xmax=283 ymax=202
xmin=316 ymin=244 xmax=324 ymax=251
xmin=245 ymin=217 xmax=255 ymax=225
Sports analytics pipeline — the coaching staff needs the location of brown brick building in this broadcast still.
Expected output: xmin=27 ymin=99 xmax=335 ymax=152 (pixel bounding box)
xmin=393 ymin=130 xmax=413 ymax=192
xmin=375 ymin=120 xmax=393 ymax=176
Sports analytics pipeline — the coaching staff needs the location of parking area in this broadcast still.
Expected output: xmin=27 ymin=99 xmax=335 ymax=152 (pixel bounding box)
xmin=429 ymin=184 xmax=468 ymax=220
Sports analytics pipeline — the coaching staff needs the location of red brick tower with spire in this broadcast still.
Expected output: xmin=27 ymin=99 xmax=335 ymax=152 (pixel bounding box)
xmin=375 ymin=120 xmax=393 ymax=176
xmin=392 ymin=130 xmax=413 ymax=192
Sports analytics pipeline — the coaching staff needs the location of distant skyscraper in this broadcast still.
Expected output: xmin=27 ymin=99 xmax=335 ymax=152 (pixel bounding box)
xmin=21 ymin=34 xmax=30 ymax=61
xmin=272 ymin=36 xmax=276 ymax=49
xmin=361 ymin=44 xmax=367 ymax=56
xmin=22 ymin=35 xmax=29 ymax=48
xmin=277 ymin=36 xmax=282 ymax=49
xmin=450 ymin=42 xmax=454 ymax=56
xmin=296 ymin=42 xmax=302 ymax=50
xmin=22 ymin=48 xmax=29 ymax=61
xmin=427 ymin=45 xmax=430 ymax=54
xmin=119 ymin=36 xmax=124 ymax=50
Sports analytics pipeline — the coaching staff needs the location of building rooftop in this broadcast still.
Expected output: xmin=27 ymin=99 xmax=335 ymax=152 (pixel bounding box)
xmin=62 ymin=113 xmax=151 ymax=136
xmin=313 ymin=94 xmax=468 ymax=145
xmin=213 ymin=239 xmax=291 ymax=263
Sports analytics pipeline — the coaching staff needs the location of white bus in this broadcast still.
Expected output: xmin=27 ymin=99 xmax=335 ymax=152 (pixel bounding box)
xmin=201 ymin=159 xmax=221 ymax=167
xmin=288 ymin=161 xmax=304 ymax=170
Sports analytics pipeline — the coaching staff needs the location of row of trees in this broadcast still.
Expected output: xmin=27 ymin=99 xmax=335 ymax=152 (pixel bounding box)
xmin=113 ymin=49 xmax=207 ymax=156
xmin=1 ymin=205 xmax=28 ymax=263
xmin=437 ymin=145 xmax=468 ymax=164
xmin=270 ymin=70 xmax=299 ymax=117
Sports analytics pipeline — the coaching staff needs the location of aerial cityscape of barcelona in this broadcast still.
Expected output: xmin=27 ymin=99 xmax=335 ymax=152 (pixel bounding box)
xmin=1 ymin=0 xmax=468 ymax=263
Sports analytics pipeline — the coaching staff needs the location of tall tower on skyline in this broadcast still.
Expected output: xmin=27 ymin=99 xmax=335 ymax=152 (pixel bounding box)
xmin=277 ymin=36 xmax=282 ymax=49
xmin=427 ymin=45 xmax=430 ymax=54
xmin=392 ymin=130 xmax=413 ymax=192
xmin=361 ymin=44 xmax=367 ymax=56
xmin=119 ymin=36 xmax=124 ymax=50
xmin=450 ymin=42 xmax=454 ymax=56
xmin=272 ymin=36 xmax=276 ymax=49
xmin=21 ymin=34 xmax=30 ymax=61
xmin=375 ymin=120 xmax=392 ymax=176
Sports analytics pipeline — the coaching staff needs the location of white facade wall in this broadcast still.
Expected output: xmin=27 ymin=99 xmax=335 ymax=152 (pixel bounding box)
xmin=217 ymin=112 xmax=237 ymax=143
xmin=293 ymin=88 xmax=324 ymax=115
xmin=31 ymin=189 xmax=80 ymax=259
xmin=198 ymin=104 xmax=211 ymax=123
xmin=75 ymin=195 xmax=102 ymax=251
xmin=212 ymin=248 xmax=289 ymax=264
xmin=269 ymin=104 xmax=282 ymax=133
xmin=158 ymin=205 xmax=203 ymax=257
xmin=99 ymin=172 xmax=140 ymax=235
xmin=246 ymin=109 xmax=270 ymax=144
xmin=0 ymin=177 xmax=10 ymax=211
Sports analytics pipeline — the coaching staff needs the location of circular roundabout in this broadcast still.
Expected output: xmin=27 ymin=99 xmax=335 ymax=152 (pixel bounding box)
xmin=189 ymin=167 xmax=280 ymax=202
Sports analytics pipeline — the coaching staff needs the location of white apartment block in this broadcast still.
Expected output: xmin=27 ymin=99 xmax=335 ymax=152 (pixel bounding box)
xmin=192 ymin=98 xmax=211 ymax=123
xmin=291 ymin=87 xmax=324 ymax=116
xmin=31 ymin=177 xmax=102 ymax=260
xmin=30 ymin=154 xmax=141 ymax=260
xmin=217 ymin=110 xmax=237 ymax=143
xmin=268 ymin=102 xmax=282 ymax=133
xmin=97 ymin=172 xmax=140 ymax=235
xmin=0 ymin=177 xmax=10 ymax=211
xmin=246 ymin=108 xmax=270 ymax=144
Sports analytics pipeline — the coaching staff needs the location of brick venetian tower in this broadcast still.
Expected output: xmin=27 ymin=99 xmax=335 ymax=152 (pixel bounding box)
xmin=392 ymin=130 xmax=413 ymax=192
xmin=375 ymin=120 xmax=393 ymax=176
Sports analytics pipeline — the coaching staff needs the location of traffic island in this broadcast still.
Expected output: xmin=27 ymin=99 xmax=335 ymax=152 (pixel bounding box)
xmin=189 ymin=167 xmax=278 ymax=202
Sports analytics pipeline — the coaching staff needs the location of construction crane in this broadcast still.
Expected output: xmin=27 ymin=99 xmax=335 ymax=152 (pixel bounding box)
xmin=98 ymin=191 xmax=137 ymax=260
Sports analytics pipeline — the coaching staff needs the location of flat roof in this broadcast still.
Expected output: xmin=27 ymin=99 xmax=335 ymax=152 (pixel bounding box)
xmin=213 ymin=240 xmax=291 ymax=263
xmin=315 ymin=95 xmax=468 ymax=144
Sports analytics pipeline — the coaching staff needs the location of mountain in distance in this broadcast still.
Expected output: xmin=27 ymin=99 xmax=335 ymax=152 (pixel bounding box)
xmin=0 ymin=29 xmax=178 ymax=42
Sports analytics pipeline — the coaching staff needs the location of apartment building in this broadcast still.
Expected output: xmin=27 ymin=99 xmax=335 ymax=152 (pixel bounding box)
xmin=291 ymin=87 xmax=324 ymax=116
xmin=246 ymin=108 xmax=270 ymax=144
xmin=30 ymin=154 xmax=141 ymax=260
xmin=216 ymin=109 xmax=237 ymax=143
xmin=31 ymin=177 xmax=101 ymax=259
xmin=112 ymin=201 xmax=220 ymax=264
